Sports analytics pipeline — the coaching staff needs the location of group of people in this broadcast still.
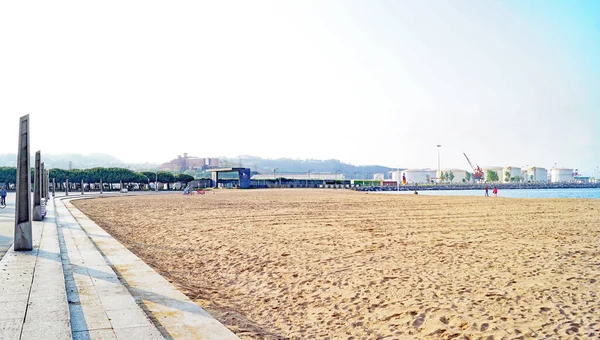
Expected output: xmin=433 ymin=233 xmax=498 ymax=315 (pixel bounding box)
xmin=484 ymin=185 xmax=498 ymax=197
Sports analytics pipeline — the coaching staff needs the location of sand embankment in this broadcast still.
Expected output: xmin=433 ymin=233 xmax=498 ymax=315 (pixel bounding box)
xmin=73 ymin=189 xmax=600 ymax=339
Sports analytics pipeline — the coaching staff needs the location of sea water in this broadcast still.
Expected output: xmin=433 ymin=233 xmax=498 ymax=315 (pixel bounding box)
xmin=386 ymin=188 xmax=600 ymax=199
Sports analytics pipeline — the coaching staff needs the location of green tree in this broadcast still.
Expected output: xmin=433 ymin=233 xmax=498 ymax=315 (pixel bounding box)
xmin=504 ymin=171 xmax=510 ymax=182
xmin=448 ymin=171 xmax=455 ymax=182
xmin=0 ymin=167 xmax=17 ymax=186
xmin=487 ymin=170 xmax=499 ymax=182
xmin=465 ymin=171 xmax=472 ymax=182
xmin=175 ymin=174 xmax=194 ymax=185
xmin=157 ymin=171 xmax=176 ymax=190
xmin=141 ymin=172 xmax=157 ymax=184
xmin=439 ymin=171 xmax=444 ymax=183
xmin=425 ymin=174 xmax=430 ymax=183
xmin=462 ymin=178 xmax=466 ymax=183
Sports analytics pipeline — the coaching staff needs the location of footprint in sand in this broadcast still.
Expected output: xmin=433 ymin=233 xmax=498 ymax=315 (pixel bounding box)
xmin=412 ymin=313 xmax=426 ymax=328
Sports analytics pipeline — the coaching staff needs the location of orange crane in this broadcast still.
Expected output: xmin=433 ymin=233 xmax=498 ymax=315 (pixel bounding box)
xmin=463 ymin=153 xmax=484 ymax=181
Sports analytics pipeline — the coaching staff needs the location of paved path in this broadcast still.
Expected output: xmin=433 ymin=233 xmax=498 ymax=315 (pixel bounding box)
xmin=0 ymin=197 xmax=71 ymax=339
xmin=0 ymin=191 xmax=239 ymax=339
xmin=0 ymin=193 xmax=17 ymax=258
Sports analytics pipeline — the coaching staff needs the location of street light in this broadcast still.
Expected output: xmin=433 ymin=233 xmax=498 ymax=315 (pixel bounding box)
xmin=273 ymin=168 xmax=278 ymax=188
xmin=307 ymin=169 xmax=313 ymax=187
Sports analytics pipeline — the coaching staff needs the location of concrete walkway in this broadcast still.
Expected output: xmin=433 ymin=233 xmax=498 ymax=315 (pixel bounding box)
xmin=0 ymin=192 xmax=239 ymax=339
xmin=0 ymin=196 xmax=71 ymax=339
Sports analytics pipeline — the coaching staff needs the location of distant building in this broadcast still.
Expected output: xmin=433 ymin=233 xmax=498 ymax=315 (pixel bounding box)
xmin=160 ymin=153 xmax=219 ymax=172
xmin=252 ymin=173 xmax=345 ymax=181
xmin=401 ymin=169 xmax=437 ymax=184
xmin=390 ymin=169 xmax=407 ymax=182
xmin=527 ymin=167 xmax=547 ymax=183
xmin=373 ymin=173 xmax=385 ymax=180
xmin=481 ymin=166 xmax=504 ymax=182
xmin=550 ymin=168 xmax=573 ymax=183
xmin=437 ymin=168 xmax=468 ymax=183
xmin=502 ymin=166 xmax=521 ymax=183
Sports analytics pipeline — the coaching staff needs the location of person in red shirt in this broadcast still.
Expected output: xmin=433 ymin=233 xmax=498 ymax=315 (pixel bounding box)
xmin=493 ymin=187 xmax=498 ymax=197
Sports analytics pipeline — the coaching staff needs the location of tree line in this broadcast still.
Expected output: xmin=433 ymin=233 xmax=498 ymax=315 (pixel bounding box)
xmin=0 ymin=167 xmax=195 ymax=188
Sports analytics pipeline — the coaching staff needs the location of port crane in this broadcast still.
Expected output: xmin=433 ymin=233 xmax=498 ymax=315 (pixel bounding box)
xmin=463 ymin=153 xmax=484 ymax=181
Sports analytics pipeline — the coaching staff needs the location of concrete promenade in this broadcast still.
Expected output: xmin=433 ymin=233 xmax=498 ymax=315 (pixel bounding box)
xmin=0 ymin=191 xmax=238 ymax=339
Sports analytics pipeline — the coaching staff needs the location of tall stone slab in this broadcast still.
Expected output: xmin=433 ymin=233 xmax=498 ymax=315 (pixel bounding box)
xmin=66 ymin=179 xmax=69 ymax=196
xmin=52 ymin=178 xmax=56 ymax=197
xmin=45 ymin=170 xmax=49 ymax=200
xmin=100 ymin=178 xmax=103 ymax=194
xmin=40 ymin=162 xmax=45 ymax=199
xmin=81 ymin=179 xmax=84 ymax=195
xmin=15 ymin=115 xmax=32 ymax=251
xmin=33 ymin=151 xmax=42 ymax=221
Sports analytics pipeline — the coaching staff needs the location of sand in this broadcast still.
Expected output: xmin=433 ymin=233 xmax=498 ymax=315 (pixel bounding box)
xmin=73 ymin=189 xmax=600 ymax=339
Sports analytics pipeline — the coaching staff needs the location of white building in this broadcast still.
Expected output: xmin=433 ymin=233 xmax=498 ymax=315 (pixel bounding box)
xmin=390 ymin=169 xmax=407 ymax=182
xmin=550 ymin=168 xmax=573 ymax=183
xmin=481 ymin=166 xmax=504 ymax=182
xmin=401 ymin=169 xmax=436 ymax=184
xmin=437 ymin=169 xmax=468 ymax=183
xmin=373 ymin=173 xmax=385 ymax=180
xmin=527 ymin=167 xmax=548 ymax=183
xmin=503 ymin=166 xmax=521 ymax=183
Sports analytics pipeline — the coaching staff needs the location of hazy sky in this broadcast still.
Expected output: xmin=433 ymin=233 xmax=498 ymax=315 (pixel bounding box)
xmin=1 ymin=1 xmax=598 ymax=174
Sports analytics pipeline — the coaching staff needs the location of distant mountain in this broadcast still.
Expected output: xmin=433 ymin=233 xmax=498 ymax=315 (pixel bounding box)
xmin=0 ymin=153 xmax=159 ymax=171
xmin=0 ymin=153 xmax=394 ymax=179
xmin=221 ymin=155 xmax=393 ymax=179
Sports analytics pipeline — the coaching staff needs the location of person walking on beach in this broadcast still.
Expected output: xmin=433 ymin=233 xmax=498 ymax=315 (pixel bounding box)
xmin=493 ymin=187 xmax=498 ymax=197
xmin=0 ymin=186 xmax=6 ymax=206
xmin=484 ymin=185 xmax=489 ymax=197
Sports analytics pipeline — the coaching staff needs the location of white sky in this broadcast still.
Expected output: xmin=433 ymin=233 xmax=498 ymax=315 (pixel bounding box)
xmin=1 ymin=1 xmax=598 ymax=173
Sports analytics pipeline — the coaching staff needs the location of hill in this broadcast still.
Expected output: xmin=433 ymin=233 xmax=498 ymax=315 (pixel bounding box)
xmin=220 ymin=155 xmax=393 ymax=179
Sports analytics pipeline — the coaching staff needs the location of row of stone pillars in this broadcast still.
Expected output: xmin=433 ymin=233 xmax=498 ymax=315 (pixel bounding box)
xmin=14 ymin=115 xmax=52 ymax=251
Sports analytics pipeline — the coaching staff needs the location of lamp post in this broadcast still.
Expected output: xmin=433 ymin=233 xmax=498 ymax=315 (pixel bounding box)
xmin=273 ymin=168 xmax=278 ymax=188
xmin=155 ymin=172 xmax=158 ymax=192
xmin=307 ymin=169 xmax=313 ymax=188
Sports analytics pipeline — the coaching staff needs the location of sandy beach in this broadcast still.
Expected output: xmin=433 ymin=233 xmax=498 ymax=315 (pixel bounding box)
xmin=73 ymin=189 xmax=600 ymax=339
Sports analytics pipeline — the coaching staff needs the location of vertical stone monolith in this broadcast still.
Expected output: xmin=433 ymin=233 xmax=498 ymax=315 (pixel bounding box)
xmin=66 ymin=179 xmax=69 ymax=196
xmin=81 ymin=179 xmax=84 ymax=195
xmin=45 ymin=170 xmax=49 ymax=200
xmin=32 ymin=152 xmax=42 ymax=221
xmin=40 ymin=162 xmax=45 ymax=200
xmin=52 ymin=178 xmax=56 ymax=197
xmin=100 ymin=178 xmax=103 ymax=194
xmin=15 ymin=115 xmax=32 ymax=251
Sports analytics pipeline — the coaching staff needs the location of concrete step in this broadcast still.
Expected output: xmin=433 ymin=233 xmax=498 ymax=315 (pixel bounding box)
xmin=62 ymin=197 xmax=239 ymax=339
xmin=54 ymin=198 xmax=163 ymax=340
